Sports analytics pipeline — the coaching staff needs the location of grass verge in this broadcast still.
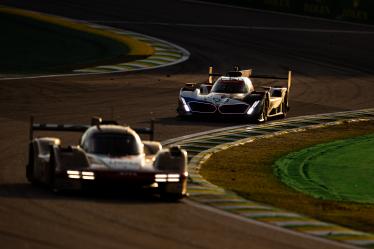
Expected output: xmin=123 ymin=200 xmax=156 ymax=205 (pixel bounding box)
xmin=0 ymin=6 xmax=153 ymax=74
xmin=275 ymin=133 xmax=374 ymax=204
xmin=201 ymin=120 xmax=374 ymax=233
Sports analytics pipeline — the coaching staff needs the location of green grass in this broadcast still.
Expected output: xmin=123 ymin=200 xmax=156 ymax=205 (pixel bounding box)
xmin=275 ymin=133 xmax=374 ymax=204
xmin=201 ymin=120 xmax=374 ymax=233
xmin=0 ymin=12 xmax=132 ymax=74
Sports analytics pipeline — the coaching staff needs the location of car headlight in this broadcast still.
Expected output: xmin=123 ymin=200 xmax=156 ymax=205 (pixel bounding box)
xmin=247 ymin=100 xmax=260 ymax=115
xmin=180 ymin=97 xmax=191 ymax=112
xmin=67 ymin=170 xmax=95 ymax=180
xmin=155 ymin=173 xmax=180 ymax=182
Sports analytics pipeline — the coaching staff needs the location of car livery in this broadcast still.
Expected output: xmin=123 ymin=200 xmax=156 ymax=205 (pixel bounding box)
xmin=177 ymin=66 xmax=292 ymax=122
xmin=26 ymin=117 xmax=188 ymax=200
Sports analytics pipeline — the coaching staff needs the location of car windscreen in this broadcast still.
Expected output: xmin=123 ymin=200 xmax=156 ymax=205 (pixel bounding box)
xmin=88 ymin=133 xmax=140 ymax=157
xmin=211 ymin=80 xmax=248 ymax=93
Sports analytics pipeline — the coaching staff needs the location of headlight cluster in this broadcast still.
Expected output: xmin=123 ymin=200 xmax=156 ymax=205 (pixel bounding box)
xmin=180 ymin=97 xmax=191 ymax=112
xmin=247 ymin=100 xmax=260 ymax=115
xmin=155 ymin=173 xmax=180 ymax=182
xmin=67 ymin=170 xmax=95 ymax=180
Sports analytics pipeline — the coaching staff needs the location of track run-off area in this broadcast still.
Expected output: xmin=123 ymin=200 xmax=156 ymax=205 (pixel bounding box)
xmin=275 ymin=131 xmax=374 ymax=204
xmin=165 ymin=109 xmax=374 ymax=248
xmin=0 ymin=5 xmax=189 ymax=78
xmin=1 ymin=1 xmax=374 ymax=249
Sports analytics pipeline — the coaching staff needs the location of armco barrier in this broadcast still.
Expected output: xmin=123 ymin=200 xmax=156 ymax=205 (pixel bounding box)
xmin=205 ymin=0 xmax=373 ymax=24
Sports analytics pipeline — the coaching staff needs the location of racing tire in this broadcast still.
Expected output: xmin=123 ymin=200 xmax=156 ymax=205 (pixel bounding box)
xmin=26 ymin=163 xmax=35 ymax=183
xmin=48 ymin=148 xmax=59 ymax=193
xmin=158 ymin=182 xmax=184 ymax=202
xmin=256 ymin=98 xmax=269 ymax=123
xmin=26 ymin=145 xmax=36 ymax=184
xmin=280 ymin=101 xmax=287 ymax=119
xmin=280 ymin=93 xmax=288 ymax=119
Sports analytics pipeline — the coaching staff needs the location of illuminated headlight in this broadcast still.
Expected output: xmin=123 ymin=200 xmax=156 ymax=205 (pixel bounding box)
xmin=82 ymin=171 xmax=95 ymax=180
xmin=155 ymin=173 xmax=180 ymax=182
xmin=67 ymin=170 xmax=95 ymax=180
xmin=180 ymin=97 xmax=191 ymax=112
xmin=246 ymin=100 xmax=260 ymax=115
xmin=67 ymin=170 xmax=80 ymax=179
xmin=155 ymin=174 xmax=167 ymax=182
xmin=82 ymin=171 xmax=94 ymax=176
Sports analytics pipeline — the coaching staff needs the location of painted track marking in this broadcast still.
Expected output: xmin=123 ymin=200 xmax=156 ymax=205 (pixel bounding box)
xmin=87 ymin=20 xmax=374 ymax=34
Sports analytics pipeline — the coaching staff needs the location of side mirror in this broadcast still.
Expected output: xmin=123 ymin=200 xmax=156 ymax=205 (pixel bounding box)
xmin=199 ymin=84 xmax=212 ymax=95
xmin=183 ymin=83 xmax=196 ymax=91
xmin=91 ymin=116 xmax=102 ymax=126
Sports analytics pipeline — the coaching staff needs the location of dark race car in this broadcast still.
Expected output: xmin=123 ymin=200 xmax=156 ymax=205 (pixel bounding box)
xmin=177 ymin=66 xmax=292 ymax=122
xmin=26 ymin=117 xmax=188 ymax=200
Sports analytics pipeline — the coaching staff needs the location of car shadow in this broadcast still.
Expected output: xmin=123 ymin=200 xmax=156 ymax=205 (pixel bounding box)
xmin=0 ymin=182 xmax=170 ymax=204
xmin=155 ymin=115 xmax=254 ymax=127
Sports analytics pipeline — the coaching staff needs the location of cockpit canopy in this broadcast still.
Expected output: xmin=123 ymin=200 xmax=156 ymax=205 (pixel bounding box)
xmin=211 ymin=77 xmax=254 ymax=94
xmin=81 ymin=125 xmax=143 ymax=157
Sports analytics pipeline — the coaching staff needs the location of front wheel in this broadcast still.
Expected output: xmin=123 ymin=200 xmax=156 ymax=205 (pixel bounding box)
xmin=159 ymin=182 xmax=185 ymax=202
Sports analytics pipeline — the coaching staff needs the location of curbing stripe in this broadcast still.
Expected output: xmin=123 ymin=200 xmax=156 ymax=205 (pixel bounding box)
xmin=162 ymin=108 xmax=374 ymax=248
xmin=269 ymin=220 xmax=332 ymax=227
xmin=347 ymin=241 xmax=374 ymax=246
xmin=218 ymin=205 xmax=274 ymax=211
xmin=305 ymin=231 xmax=367 ymax=236
xmin=240 ymin=211 xmax=302 ymax=218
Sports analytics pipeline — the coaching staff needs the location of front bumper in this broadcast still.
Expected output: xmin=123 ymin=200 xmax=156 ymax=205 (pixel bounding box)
xmin=178 ymin=100 xmax=261 ymax=118
xmin=55 ymin=170 xmax=187 ymax=193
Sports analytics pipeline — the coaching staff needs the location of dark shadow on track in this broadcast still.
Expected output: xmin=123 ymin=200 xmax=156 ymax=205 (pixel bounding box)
xmin=0 ymin=183 xmax=171 ymax=204
xmin=155 ymin=116 xmax=248 ymax=127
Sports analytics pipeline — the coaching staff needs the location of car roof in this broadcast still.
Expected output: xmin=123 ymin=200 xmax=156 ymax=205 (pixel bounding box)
xmin=215 ymin=76 xmax=253 ymax=87
xmin=81 ymin=125 xmax=141 ymax=141
xmin=219 ymin=76 xmax=246 ymax=81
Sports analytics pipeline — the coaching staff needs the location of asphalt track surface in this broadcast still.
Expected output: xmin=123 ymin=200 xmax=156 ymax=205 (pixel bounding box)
xmin=1 ymin=1 xmax=374 ymax=248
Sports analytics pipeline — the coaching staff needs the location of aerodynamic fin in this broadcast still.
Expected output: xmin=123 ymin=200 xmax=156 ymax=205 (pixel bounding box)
xmin=29 ymin=116 xmax=155 ymax=141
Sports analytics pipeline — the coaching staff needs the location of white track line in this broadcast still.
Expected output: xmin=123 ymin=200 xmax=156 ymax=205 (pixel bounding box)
xmin=183 ymin=199 xmax=359 ymax=249
xmin=87 ymin=21 xmax=374 ymax=34
xmin=182 ymin=0 xmax=374 ymax=29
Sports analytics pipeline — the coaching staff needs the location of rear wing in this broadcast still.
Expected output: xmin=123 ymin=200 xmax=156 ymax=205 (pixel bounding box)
xmin=208 ymin=66 xmax=292 ymax=92
xmin=29 ymin=116 xmax=155 ymax=141
xmin=208 ymin=66 xmax=252 ymax=83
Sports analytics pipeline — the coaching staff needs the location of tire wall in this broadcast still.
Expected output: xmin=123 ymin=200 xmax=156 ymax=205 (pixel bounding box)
xmin=208 ymin=0 xmax=373 ymax=24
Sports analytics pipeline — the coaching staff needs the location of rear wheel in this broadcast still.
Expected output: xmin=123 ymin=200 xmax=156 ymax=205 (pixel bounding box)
xmin=280 ymin=93 xmax=288 ymax=119
xmin=257 ymin=98 xmax=269 ymax=123
xmin=159 ymin=186 xmax=184 ymax=202
xmin=48 ymin=148 xmax=58 ymax=192
xmin=280 ymin=101 xmax=287 ymax=118
xmin=26 ymin=145 xmax=36 ymax=184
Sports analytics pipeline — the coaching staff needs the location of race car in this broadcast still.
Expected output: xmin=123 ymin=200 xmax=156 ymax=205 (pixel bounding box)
xmin=26 ymin=116 xmax=188 ymax=200
xmin=177 ymin=66 xmax=292 ymax=122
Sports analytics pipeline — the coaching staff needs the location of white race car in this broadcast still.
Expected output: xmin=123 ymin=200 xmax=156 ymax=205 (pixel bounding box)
xmin=177 ymin=66 xmax=292 ymax=122
xmin=26 ymin=117 xmax=188 ymax=200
